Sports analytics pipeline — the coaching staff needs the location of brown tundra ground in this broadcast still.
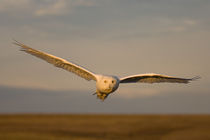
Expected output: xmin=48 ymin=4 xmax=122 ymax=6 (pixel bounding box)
xmin=0 ymin=114 xmax=210 ymax=140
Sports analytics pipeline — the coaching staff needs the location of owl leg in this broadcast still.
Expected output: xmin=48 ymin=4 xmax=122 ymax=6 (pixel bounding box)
xmin=95 ymin=91 xmax=109 ymax=101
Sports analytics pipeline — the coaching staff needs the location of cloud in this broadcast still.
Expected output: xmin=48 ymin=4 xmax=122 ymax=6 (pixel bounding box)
xmin=34 ymin=0 xmax=97 ymax=16
xmin=35 ymin=0 xmax=67 ymax=16
xmin=73 ymin=0 xmax=97 ymax=7
xmin=183 ymin=19 xmax=197 ymax=26
xmin=116 ymin=87 xmax=162 ymax=99
xmin=0 ymin=0 xmax=30 ymax=12
xmin=168 ymin=26 xmax=187 ymax=32
xmin=157 ymin=18 xmax=199 ymax=33
xmin=1 ymin=85 xmax=209 ymax=114
xmin=170 ymin=19 xmax=198 ymax=32
xmin=0 ymin=0 xmax=97 ymax=16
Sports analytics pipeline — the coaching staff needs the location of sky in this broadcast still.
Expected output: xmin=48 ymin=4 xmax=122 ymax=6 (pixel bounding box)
xmin=0 ymin=0 xmax=210 ymax=114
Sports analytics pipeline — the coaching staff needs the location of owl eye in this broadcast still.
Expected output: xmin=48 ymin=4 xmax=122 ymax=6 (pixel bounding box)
xmin=112 ymin=80 xmax=115 ymax=83
xmin=104 ymin=80 xmax=107 ymax=83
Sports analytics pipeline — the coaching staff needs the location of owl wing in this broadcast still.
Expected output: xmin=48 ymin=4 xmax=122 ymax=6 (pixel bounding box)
xmin=120 ymin=73 xmax=200 ymax=84
xmin=13 ymin=40 xmax=97 ymax=81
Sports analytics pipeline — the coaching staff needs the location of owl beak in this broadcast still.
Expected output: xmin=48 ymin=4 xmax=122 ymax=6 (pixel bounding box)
xmin=109 ymin=85 xmax=112 ymax=90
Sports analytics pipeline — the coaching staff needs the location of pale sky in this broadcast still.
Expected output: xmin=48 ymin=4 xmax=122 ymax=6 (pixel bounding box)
xmin=0 ymin=0 xmax=210 ymax=113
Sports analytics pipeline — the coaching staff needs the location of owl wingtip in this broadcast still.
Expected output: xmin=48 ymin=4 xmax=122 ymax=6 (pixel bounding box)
xmin=191 ymin=76 xmax=201 ymax=81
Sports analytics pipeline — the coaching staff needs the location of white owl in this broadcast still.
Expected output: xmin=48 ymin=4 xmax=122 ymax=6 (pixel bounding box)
xmin=14 ymin=40 xmax=200 ymax=101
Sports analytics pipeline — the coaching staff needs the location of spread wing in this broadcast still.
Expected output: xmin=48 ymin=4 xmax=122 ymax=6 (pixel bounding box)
xmin=120 ymin=73 xmax=200 ymax=84
xmin=13 ymin=40 xmax=97 ymax=81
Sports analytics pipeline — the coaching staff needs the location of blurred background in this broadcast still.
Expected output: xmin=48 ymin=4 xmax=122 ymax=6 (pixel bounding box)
xmin=0 ymin=0 xmax=210 ymax=114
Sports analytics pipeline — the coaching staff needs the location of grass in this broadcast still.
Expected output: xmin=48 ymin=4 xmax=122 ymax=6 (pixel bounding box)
xmin=0 ymin=114 xmax=210 ymax=140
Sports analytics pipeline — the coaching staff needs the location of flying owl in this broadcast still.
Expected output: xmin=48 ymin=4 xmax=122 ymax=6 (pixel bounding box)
xmin=14 ymin=40 xmax=200 ymax=101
